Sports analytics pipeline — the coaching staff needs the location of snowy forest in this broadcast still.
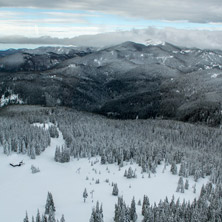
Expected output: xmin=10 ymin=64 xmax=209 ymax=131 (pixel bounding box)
xmin=0 ymin=105 xmax=222 ymax=221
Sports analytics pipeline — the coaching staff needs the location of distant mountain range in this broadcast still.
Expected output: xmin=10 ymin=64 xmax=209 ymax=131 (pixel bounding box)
xmin=0 ymin=41 xmax=222 ymax=126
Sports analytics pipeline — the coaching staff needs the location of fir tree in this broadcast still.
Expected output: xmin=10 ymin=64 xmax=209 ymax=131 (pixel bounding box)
xmin=30 ymin=145 xmax=36 ymax=159
xmin=130 ymin=197 xmax=137 ymax=222
xmin=185 ymin=179 xmax=189 ymax=190
xmin=100 ymin=153 xmax=106 ymax=164
xmin=193 ymin=183 xmax=196 ymax=193
xmin=48 ymin=206 xmax=56 ymax=222
xmin=36 ymin=209 xmax=41 ymax=222
xmin=45 ymin=192 xmax=56 ymax=214
xmin=179 ymin=161 xmax=186 ymax=177
xmin=176 ymin=177 xmax=185 ymax=193
xmin=142 ymin=195 xmax=150 ymax=216
xmin=41 ymin=214 xmax=48 ymax=222
xmin=60 ymin=147 xmax=70 ymax=163
xmin=60 ymin=215 xmax=65 ymax=222
xmin=24 ymin=211 xmax=29 ymax=222
xmin=89 ymin=202 xmax=103 ymax=222
xmin=54 ymin=146 xmax=61 ymax=162
xmin=127 ymin=167 xmax=133 ymax=179
xmin=89 ymin=208 xmax=96 ymax=222
xmin=112 ymin=183 xmax=119 ymax=196
xmin=83 ymin=188 xmax=88 ymax=202
xmin=170 ymin=161 xmax=177 ymax=175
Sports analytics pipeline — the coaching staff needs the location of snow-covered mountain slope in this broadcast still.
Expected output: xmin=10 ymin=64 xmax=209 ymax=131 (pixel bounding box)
xmin=0 ymin=123 xmax=208 ymax=222
xmin=0 ymin=105 xmax=221 ymax=221
xmin=1 ymin=41 xmax=222 ymax=126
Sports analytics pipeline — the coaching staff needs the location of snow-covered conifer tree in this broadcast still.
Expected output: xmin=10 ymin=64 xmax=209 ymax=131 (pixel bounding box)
xmin=60 ymin=214 xmax=65 ymax=222
xmin=54 ymin=146 xmax=61 ymax=162
xmin=142 ymin=195 xmax=150 ymax=216
xmin=48 ymin=206 xmax=56 ymax=222
xmin=83 ymin=188 xmax=88 ymax=202
xmin=45 ymin=192 xmax=56 ymax=214
xmin=130 ymin=197 xmax=137 ymax=222
xmin=185 ymin=179 xmax=189 ymax=190
xmin=170 ymin=161 xmax=177 ymax=175
xmin=176 ymin=177 xmax=184 ymax=193
xmin=36 ymin=209 xmax=41 ymax=222
xmin=112 ymin=183 xmax=119 ymax=196
xmin=24 ymin=211 xmax=29 ymax=222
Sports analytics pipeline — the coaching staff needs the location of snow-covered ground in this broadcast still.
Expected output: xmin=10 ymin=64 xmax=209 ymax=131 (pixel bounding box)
xmin=0 ymin=124 xmax=209 ymax=222
xmin=0 ymin=93 xmax=23 ymax=107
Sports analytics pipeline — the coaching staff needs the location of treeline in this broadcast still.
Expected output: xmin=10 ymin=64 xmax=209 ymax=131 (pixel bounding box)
xmin=112 ymin=182 xmax=222 ymax=222
xmin=0 ymin=106 xmax=51 ymax=159
xmin=51 ymin=108 xmax=222 ymax=184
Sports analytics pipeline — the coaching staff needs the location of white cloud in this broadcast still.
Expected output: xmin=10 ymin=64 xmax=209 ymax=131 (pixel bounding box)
xmin=1 ymin=27 xmax=222 ymax=50
xmin=1 ymin=0 xmax=222 ymax=23
xmin=0 ymin=23 xmax=101 ymax=38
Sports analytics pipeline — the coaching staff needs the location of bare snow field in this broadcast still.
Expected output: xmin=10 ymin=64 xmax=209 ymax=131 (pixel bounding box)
xmin=0 ymin=124 xmax=208 ymax=222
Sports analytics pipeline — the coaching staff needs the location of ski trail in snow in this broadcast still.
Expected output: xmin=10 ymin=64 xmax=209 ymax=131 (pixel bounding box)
xmin=41 ymin=124 xmax=65 ymax=161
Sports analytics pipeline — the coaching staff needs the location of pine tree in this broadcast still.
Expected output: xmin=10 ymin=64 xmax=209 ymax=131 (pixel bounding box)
xmin=89 ymin=202 xmax=103 ymax=222
xmin=49 ymin=125 xmax=59 ymax=138
xmin=125 ymin=206 xmax=130 ymax=222
xmin=142 ymin=195 xmax=150 ymax=216
xmin=83 ymin=188 xmax=88 ymax=202
xmin=143 ymin=207 xmax=154 ymax=222
xmin=179 ymin=161 xmax=186 ymax=177
xmin=100 ymin=154 xmax=106 ymax=164
xmin=24 ymin=211 xmax=29 ymax=222
xmin=60 ymin=147 xmax=70 ymax=163
xmin=170 ymin=161 xmax=177 ymax=175
xmin=60 ymin=215 xmax=65 ymax=222
xmin=36 ymin=209 xmax=41 ymax=222
xmin=45 ymin=192 xmax=56 ymax=214
xmin=185 ymin=179 xmax=189 ymax=190
xmin=200 ymin=185 xmax=206 ymax=198
xmin=30 ymin=145 xmax=36 ymax=159
xmin=48 ymin=206 xmax=56 ymax=222
xmin=176 ymin=177 xmax=185 ymax=193
xmin=193 ymin=183 xmax=196 ymax=193
xmin=130 ymin=197 xmax=137 ymax=222
xmin=54 ymin=146 xmax=61 ymax=162
xmin=89 ymin=208 xmax=96 ymax=222
xmin=99 ymin=204 xmax=103 ymax=219
xmin=127 ymin=167 xmax=133 ymax=179
xmin=112 ymin=183 xmax=119 ymax=196
xmin=41 ymin=214 xmax=48 ymax=222
xmin=114 ymin=197 xmax=125 ymax=222
xmin=95 ymin=202 xmax=104 ymax=222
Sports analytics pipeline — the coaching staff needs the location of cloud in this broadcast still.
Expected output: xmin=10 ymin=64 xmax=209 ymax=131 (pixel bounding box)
xmin=0 ymin=23 xmax=101 ymax=38
xmin=0 ymin=0 xmax=222 ymax=23
xmin=1 ymin=27 xmax=222 ymax=50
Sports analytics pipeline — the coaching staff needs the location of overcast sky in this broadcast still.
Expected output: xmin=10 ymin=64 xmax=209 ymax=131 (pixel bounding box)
xmin=0 ymin=0 xmax=222 ymax=48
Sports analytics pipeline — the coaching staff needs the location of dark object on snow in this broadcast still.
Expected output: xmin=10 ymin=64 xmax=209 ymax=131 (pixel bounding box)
xmin=9 ymin=161 xmax=24 ymax=167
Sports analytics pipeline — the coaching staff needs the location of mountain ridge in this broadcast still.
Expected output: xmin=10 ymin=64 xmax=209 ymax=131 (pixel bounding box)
xmin=0 ymin=41 xmax=222 ymax=126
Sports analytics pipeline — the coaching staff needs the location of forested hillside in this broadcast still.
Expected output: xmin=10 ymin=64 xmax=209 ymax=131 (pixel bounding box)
xmin=0 ymin=105 xmax=221 ymax=221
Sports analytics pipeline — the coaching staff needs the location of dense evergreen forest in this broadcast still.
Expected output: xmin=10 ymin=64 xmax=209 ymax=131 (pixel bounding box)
xmin=0 ymin=105 xmax=221 ymax=221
